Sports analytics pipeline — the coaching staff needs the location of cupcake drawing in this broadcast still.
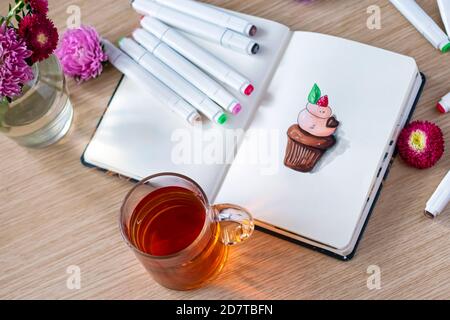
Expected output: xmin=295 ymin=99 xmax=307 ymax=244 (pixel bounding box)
xmin=284 ymin=84 xmax=340 ymax=172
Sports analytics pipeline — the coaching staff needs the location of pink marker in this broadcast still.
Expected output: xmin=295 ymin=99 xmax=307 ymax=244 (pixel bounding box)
xmin=232 ymin=103 xmax=242 ymax=115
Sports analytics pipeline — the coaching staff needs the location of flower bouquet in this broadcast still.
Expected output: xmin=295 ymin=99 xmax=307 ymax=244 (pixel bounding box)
xmin=0 ymin=0 xmax=71 ymax=147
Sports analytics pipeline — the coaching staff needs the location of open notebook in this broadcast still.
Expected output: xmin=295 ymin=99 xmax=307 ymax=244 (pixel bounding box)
xmin=83 ymin=8 xmax=425 ymax=260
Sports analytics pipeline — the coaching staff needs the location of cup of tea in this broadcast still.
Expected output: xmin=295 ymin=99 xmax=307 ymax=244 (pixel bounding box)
xmin=119 ymin=173 xmax=254 ymax=291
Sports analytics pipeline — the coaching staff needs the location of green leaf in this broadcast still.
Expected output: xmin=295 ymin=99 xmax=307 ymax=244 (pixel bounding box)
xmin=308 ymin=83 xmax=321 ymax=104
xmin=15 ymin=14 xmax=21 ymax=23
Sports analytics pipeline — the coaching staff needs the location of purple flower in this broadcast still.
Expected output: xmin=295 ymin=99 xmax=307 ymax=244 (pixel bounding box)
xmin=55 ymin=26 xmax=107 ymax=82
xmin=0 ymin=24 xmax=34 ymax=99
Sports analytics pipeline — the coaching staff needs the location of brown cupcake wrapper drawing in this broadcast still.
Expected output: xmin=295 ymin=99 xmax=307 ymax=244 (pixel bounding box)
xmin=284 ymin=137 xmax=326 ymax=172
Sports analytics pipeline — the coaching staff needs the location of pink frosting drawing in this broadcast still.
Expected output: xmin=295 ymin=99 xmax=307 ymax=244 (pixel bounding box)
xmin=297 ymin=96 xmax=339 ymax=137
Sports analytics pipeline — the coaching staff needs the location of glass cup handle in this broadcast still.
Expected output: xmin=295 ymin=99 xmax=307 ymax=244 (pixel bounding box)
xmin=212 ymin=203 xmax=254 ymax=246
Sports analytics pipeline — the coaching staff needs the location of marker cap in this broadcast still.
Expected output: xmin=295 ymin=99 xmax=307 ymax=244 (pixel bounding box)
xmin=119 ymin=37 xmax=146 ymax=61
xmin=103 ymin=40 xmax=122 ymax=63
xmin=132 ymin=28 xmax=161 ymax=53
xmin=247 ymin=25 xmax=258 ymax=37
xmin=424 ymin=171 xmax=450 ymax=218
xmin=225 ymin=15 xmax=256 ymax=37
xmin=437 ymin=93 xmax=450 ymax=113
xmin=141 ymin=16 xmax=170 ymax=40
xmin=221 ymin=30 xmax=259 ymax=55
xmin=216 ymin=113 xmax=228 ymax=125
xmin=244 ymin=84 xmax=254 ymax=96
xmin=188 ymin=112 xmax=203 ymax=126
xmin=231 ymin=103 xmax=242 ymax=115
xmin=441 ymin=42 xmax=450 ymax=53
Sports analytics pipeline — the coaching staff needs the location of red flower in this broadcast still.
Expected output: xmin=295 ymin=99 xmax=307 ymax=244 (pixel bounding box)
xmin=25 ymin=0 xmax=49 ymax=15
xmin=18 ymin=14 xmax=58 ymax=63
xmin=397 ymin=121 xmax=444 ymax=169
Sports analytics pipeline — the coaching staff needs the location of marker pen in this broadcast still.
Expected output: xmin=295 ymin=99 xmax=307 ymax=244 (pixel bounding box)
xmin=425 ymin=170 xmax=450 ymax=219
xmin=152 ymin=0 xmax=257 ymax=37
xmin=437 ymin=92 xmax=450 ymax=114
xmin=438 ymin=0 xmax=450 ymax=37
xmin=390 ymin=0 xmax=450 ymax=53
xmin=119 ymin=38 xmax=227 ymax=125
xmin=132 ymin=0 xmax=260 ymax=55
xmin=132 ymin=28 xmax=242 ymax=115
xmin=141 ymin=16 xmax=255 ymax=96
xmin=102 ymin=39 xmax=201 ymax=126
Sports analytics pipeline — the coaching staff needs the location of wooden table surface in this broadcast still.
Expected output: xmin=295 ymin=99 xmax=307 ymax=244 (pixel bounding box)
xmin=0 ymin=0 xmax=449 ymax=300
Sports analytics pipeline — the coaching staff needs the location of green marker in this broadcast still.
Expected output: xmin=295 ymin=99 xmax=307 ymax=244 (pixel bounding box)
xmin=390 ymin=0 xmax=450 ymax=54
xmin=441 ymin=43 xmax=450 ymax=53
xmin=217 ymin=114 xmax=227 ymax=125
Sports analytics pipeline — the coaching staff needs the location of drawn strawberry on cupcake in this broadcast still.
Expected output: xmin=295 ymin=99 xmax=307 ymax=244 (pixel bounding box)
xmin=284 ymin=84 xmax=340 ymax=172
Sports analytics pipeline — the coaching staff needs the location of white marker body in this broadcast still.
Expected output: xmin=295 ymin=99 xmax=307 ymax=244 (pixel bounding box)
xmin=102 ymin=39 xmax=201 ymax=126
xmin=438 ymin=0 xmax=450 ymax=36
xmin=390 ymin=0 xmax=450 ymax=51
xmin=140 ymin=16 xmax=252 ymax=95
xmin=152 ymin=0 xmax=256 ymax=36
xmin=119 ymin=38 xmax=225 ymax=124
xmin=132 ymin=28 xmax=240 ymax=113
xmin=132 ymin=0 xmax=258 ymax=55
xmin=425 ymin=171 xmax=450 ymax=218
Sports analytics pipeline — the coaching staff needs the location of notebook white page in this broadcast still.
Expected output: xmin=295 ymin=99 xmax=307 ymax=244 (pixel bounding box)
xmin=83 ymin=13 xmax=291 ymax=197
xmin=215 ymin=31 xmax=418 ymax=250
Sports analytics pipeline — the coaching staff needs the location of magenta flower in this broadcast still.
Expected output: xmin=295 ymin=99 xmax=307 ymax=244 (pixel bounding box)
xmin=397 ymin=121 xmax=444 ymax=169
xmin=55 ymin=26 xmax=107 ymax=82
xmin=0 ymin=24 xmax=34 ymax=99
xmin=25 ymin=0 xmax=49 ymax=15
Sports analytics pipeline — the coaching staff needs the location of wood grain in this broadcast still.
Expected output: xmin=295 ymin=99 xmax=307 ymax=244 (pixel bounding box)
xmin=0 ymin=0 xmax=449 ymax=300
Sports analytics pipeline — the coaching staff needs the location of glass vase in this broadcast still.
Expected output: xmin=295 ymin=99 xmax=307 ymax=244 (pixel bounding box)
xmin=0 ymin=55 xmax=73 ymax=148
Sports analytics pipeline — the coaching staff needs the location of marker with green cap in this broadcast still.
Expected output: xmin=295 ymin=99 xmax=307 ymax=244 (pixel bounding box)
xmin=391 ymin=0 xmax=450 ymax=54
xmin=118 ymin=37 xmax=228 ymax=125
xmin=441 ymin=42 xmax=450 ymax=53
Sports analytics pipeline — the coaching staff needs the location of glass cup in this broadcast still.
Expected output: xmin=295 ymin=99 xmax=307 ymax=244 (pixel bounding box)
xmin=120 ymin=173 xmax=254 ymax=291
xmin=1 ymin=55 xmax=73 ymax=148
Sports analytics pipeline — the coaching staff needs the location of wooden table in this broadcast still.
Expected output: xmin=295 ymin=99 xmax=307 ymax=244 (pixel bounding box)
xmin=0 ymin=0 xmax=449 ymax=300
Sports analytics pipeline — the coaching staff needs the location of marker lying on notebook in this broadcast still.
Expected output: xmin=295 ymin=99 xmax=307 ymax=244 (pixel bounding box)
xmin=141 ymin=16 xmax=255 ymax=96
xmin=390 ymin=0 xmax=450 ymax=53
xmin=119 ymin=38 xmax=227 ymax=125
xmin=132 ymin=0 xmax=260 ymax=55
xmin=102 ymin=39 xmax=201 ymax=126
xmin=437 ymin=92 xmax=450 ymax=114
xmin=132 ymin=28 xmax=242 ymax=115
xmin=152 ymin=0 xmax=257 ymax=37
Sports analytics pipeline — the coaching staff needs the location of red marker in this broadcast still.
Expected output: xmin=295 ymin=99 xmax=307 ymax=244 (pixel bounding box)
xmin=437 ymin=92 xmax=450 ymax=114
xmin=244 ymin=84 xmax=254 ymax=96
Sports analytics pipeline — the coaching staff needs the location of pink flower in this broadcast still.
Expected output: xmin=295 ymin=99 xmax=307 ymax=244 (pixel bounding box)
xmin=55 ymin=26 xmax=107 ymax=82
xmin=397 ymin=121 xmax=444 ymax=169
xmin=0 ymin=24 xmax=34 ymax=99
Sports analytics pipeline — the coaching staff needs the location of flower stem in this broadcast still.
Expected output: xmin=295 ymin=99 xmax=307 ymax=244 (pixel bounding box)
xmin=5 ymin=0 xmax=24 ymax=26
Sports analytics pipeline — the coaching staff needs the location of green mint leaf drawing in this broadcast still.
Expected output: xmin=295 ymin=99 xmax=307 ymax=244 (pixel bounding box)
xmin=308 ymin=83 xmax=321 ymax=104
